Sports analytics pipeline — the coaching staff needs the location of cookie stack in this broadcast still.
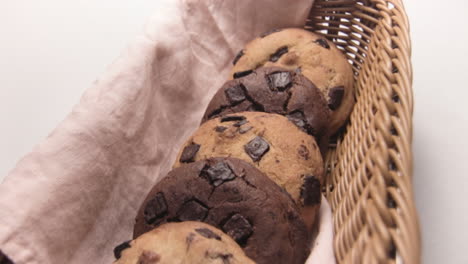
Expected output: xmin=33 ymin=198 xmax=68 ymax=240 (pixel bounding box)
xmin=113 ymin=28 xmax=354 ymax=264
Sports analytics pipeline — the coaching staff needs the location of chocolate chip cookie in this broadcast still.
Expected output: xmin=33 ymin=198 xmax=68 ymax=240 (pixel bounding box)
xmin=134 ymin=158 xmax=310 ymax=264
xmin=174 ymin=112 xmax=323 ymax=231
xmin=115 ymin=222 xmax=254 ymax=264
xmin=202 ymin=66 xmax=330 ymax=150
xmin=230 ymin=28 xmax=355 ymax=134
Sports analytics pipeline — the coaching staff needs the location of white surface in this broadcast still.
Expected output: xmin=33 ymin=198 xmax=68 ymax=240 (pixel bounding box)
xmin=0 ymin=1 xmax=467 ymax=263
xmin=0 ymin=0 xmax=160 ymax=180
xmin=407 ymin=1 xmax=468 ymax=264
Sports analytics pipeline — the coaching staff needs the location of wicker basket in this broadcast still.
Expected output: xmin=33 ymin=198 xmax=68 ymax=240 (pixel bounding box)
xmin=305 ymin=1 xmax=420 ymax=263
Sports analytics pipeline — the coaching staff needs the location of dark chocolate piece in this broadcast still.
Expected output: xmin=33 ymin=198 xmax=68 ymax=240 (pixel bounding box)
xmin=215 ymin=126 xmax=228 ymax=132
xmin=222 ymin=214 xmax=253 ymax=246
xmin=220 ymin=115 xmax=246 ymax=123
xmin=233 ymin=70 xmax=253 ymax=79
xmin=205 ymin=161 xmax=235 ymax=186
xmin=298 ymin=145 xmax=310 ymax=160
xmin=269 ymin=46 xmax=288 ymax=62
xmin=239 ymin=126 xmax=253 ymax=134
xmin=300 ymin=175 xmax=321 ymax=205
xmin=315 ymin=38 xmax=330 ymax=49
xmin=195 ymin=228 xmax=222 ymax=240
xmin=267 ymin=71 xmax=292 ymax=91
xmin=177 ymin=200 xmax=209 ymax=221
xmin=328 ymin=86 xmax=345 ymax=110
xmin=244 ymin=136 xmax=270 ymax=162
xmin=144 ymin=192 xmax=168 ymax=224
xmin=225 ymin=84 xmax=246 ymax=104
xmin=180 ymin=143 xmax=201 ymax=163
xmin=233 ymin=119 xmax=248 ymax=127
xmin=114 ymin=240 xmax=131 ymax=259
xmin=286 ymin=111 xmax=306 ymax=131
xmin=186 ymin=233 xmax=196 ymax=250
xmin=232 ymin=49 xmax=244 ymax=65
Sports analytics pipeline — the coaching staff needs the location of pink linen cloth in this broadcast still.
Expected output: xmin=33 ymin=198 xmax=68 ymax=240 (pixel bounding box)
xmin=0 ymin=0 xmax=336 ymax=263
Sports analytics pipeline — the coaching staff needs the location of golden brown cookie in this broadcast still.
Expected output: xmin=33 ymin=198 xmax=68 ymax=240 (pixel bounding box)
xmin=114 ymin=222 xmax=254 ymax=264
xmin=230 ymin=28 xmax=354 ymax=134
xmin=174 ymin=112 xmax=323 ymax=230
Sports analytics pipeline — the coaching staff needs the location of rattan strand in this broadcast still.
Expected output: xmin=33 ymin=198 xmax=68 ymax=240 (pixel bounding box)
xmin=305 ymin=1 xmax=420 ymax=263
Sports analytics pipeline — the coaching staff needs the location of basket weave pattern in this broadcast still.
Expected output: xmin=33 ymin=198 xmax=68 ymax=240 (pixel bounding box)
xmin=306 ymin=1 xmax=420 ymax=263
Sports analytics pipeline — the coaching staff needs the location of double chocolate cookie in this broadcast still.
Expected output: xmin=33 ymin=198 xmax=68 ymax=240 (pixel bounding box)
xmin=174 ymin=112 xmax=323 ymax=231
xmin=134 ymin=158 xmax=310 ymax=264
xmin=230 ymin=28 xmax=355 ymax=134
xmin=115 ymin=222 xmax=254 ymax=264
xmin=202 ymin=66 xmax=330 ymax=149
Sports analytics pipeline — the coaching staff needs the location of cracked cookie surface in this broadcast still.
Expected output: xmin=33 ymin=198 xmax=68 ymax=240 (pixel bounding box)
xmin=230 ymin=28 xmax=355 ymax=134
xmin=202 ymin=67 xmax=330 ymax=152
xmin=115 ymin=222 xmax=254 ymax=264
xmin=134 ymin=158 xmax=310 ymax=264
xmin=175 ymin=112 xmax=323 ymax=231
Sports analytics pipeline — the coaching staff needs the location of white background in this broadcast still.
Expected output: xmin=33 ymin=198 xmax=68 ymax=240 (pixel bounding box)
xmin=0 ymin=1 xmax=467 ymax=263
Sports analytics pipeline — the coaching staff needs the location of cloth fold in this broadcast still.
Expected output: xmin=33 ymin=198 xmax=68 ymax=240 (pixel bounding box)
xmin=0 ymin=0 xmax=335 ymax=263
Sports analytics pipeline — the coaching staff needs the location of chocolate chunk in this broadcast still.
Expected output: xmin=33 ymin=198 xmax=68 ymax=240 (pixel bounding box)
xmin=186 ymin=233 xmax=196 ymax=250
xmin=300 ymin=175 xmax=321 ymax=205
xmin=269 ymin=46 xmax=288 ymax=62
xmin=225 ymin=84 xmax=246 ymax=104
xmin=144 ymin=192 xmax=168 ymax=224
xmin=286 ymin=111 xmax=306 ymax=130
xmin=232 ymin=49 xmax=244 ymax=65
xmin=220 ymin=115 xmax=246 ymax=122
xmin=177 ymin=200 xmax=209 ymax=221
xmin=205 ymin=162 xmax=235 ymax=186
xmin=180 ymin=143 xmax=201 ymax=163
xmin=222 ymin=214 xmax=253 ymax=246
xmin=239 ymin=126 xmax=253 ymax=134
xmin=315 ymin=38 xmax=330 ymax=49
xmin=233 ymin=119 xmax=248 ymax=127
xmin=260 ymin=28 xmax=282 ymax=38
xmin=215 ymin=126 xmax=228 ymax=132
xmin=244 ymin=136 xmax=270 ymax=162
xmin=298 ymin=145 xmax=310 ymax=160
xmin=295 ymin=67 xmax=302 ymax=74
xmin=195 ymin=228 xmax=222 ymax=240
xmin=233 ymin=70 xmax=253 ymax=79
xmin=113 ymin=240 xmax=131 ymax=259
xmin=328 ymin=86 xmax=345 ymax=110
xmin=137 ymin=250 xmax=160 ymax=264
xmin=267 ymin=71 xmax=292 ymax=91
